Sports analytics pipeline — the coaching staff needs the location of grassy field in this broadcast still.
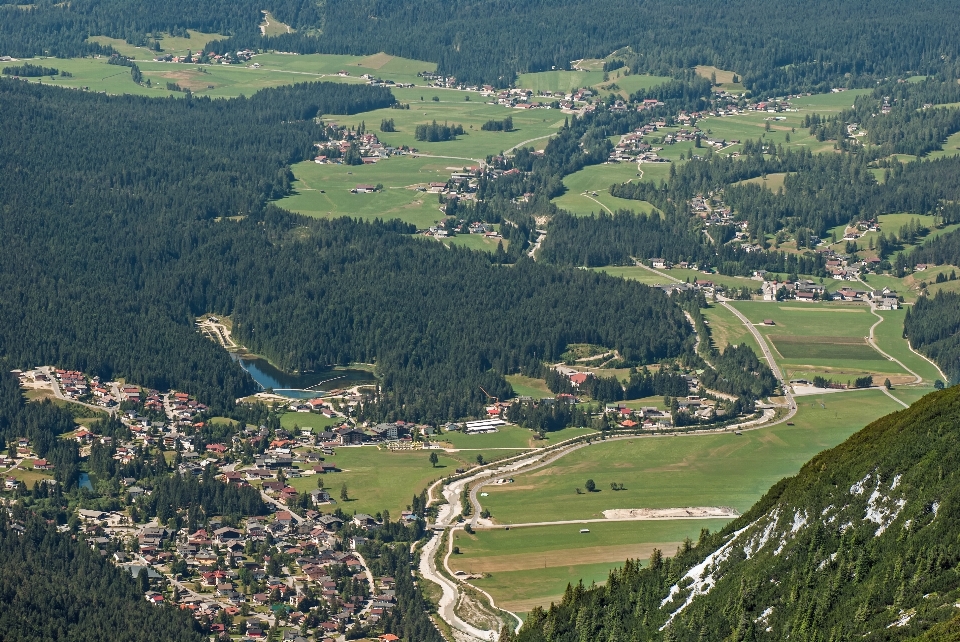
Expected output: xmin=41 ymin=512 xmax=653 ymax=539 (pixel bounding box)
xmin=480 ymin=389 xmax=901 ymax=523
xmin=279 ymin=412 xmax=343 ymax=433
xmin=288 ymin=447 xmax=463 ymax=515
xmin=551 ymin=163 xmax=658 ymax=215
xmin=321 ymin=89 xmax=566 ymax=159
xmin=441 ymin=234 xmax=505 ymax=253
xmin=279 ymin=156 xmax=450 ymax=228
xmin=88 ymin=31 xmax=228 ymax=58
xmin=728 ymin=301 xmax=913 ymax=381
xmin=13 ymin=51 xmax=437 ymax=99
xmin=458 ymin=519 xmax=727 ymax=612
xmin=439 ymin=425 xmax=593 ymax=450
xmin=594 ymin=73 xmax=672 ymax=100
xmin=470 ymin=562 xmax=625 ymax=614
xmin=871 ymin=308 xmax=944 ymax=384
xmin=505 ymin=374 xmax=554 ymax=399
xmin=517 ymin=70 xmax=605 ymax=93
xmin=702 ymin=304 xmax=763 ymax=354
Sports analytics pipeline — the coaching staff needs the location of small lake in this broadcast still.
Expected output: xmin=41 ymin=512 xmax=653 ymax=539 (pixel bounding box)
xmin=232 ymin=355 xmax=376 ymax=399
xmin=78 ymin=472 xmax=93 ymax=491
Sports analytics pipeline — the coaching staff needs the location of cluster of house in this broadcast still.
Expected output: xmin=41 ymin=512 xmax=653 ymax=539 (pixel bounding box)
xmin=152 ymin=50 xmax=254 ymax=65
xmin=1 ymin=437 xmax=56 ymax=490
xmin=77 ymin=507 xmax=405 ymax=641
xmin=423 ymin=216 xmax=502 ymax=240
xmin=315 ymin=131 xmax=394 ymax=165
xmin=604 ymin=403 xmax=677 ymax=427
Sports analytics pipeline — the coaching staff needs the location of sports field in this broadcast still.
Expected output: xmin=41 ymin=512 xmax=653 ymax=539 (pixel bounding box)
xmin=480 ymin=389 xmax=901 ymax=524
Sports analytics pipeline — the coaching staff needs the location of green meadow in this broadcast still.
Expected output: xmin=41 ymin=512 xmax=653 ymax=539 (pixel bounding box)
xmin=702 ymin=303 xmax=763 ymax=354
xmin=279 ymin=412 xmax=343 ymax=433
xmin=871 ymin=308 xmax=944 ymax=384
xmin=480 ymin=389 xmax=902 ymax=524
xmin=458 ymin=519 xmax=728 ymax=612
xmin=314 ymin=91 xmax=567 ymax=158
xmin=279 ymin=155 xmax=450 ymax=228
xmin=288 ymin=446 xmax=500 ymax=516
xmin=551 ymin=163 xmax=658 ymax=215
xmin=728 ymin=301 xmax=912 ymax=381
xmin=12 ymin=50 xmax=437 ymax=99
xmin=439 ymin=425 xmax=593 ymax=450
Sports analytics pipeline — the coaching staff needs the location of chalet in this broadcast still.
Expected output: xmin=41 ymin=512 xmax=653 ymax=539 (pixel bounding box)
xmin=32 ymin=458 xmax=52 ymax=470
xmin=276 ymin=511 xmax=294 ymax=526
xmin=569 ymin=372 xmax=591 ymax=387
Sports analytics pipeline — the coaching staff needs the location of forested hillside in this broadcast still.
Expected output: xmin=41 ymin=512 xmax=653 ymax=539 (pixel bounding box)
xmin=0 ymin=509 xmax=204 ymax=641
xmin=0 ymin=78 xmax=690 ymax=421
xmin=4 ymin=0 xmax=960 ymax=88
xmin=904 ymin=292 xmax=960 ymax=385
xmin=511 ymin=386 xmax=960 ymax=641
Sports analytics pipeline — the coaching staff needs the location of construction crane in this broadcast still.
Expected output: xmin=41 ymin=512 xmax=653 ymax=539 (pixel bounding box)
xmin=479 ymin=386 xmax=499 ymax=404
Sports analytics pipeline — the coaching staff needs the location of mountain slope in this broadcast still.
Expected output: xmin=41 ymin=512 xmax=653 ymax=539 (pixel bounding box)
xmin=514 ymin=386 xmax=960 ymax=641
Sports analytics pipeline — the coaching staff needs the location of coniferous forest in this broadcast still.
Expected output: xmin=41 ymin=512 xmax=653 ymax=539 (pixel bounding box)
xmin=0 ymin=78 xmax=689 ymax=422
xmin=0 ymin=509 xmax=204 ymax=642
xmin=5 ymin=0 xmax=960 ymax=88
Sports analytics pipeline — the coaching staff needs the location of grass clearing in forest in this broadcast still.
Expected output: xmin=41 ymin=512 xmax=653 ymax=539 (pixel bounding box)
xmin=505 ymin=374 xmax=554 ymax=399
xmin=480 ymin=389 xmax=901 ymax=524
xmin=279 ymin=156 xmax=450 ymax=228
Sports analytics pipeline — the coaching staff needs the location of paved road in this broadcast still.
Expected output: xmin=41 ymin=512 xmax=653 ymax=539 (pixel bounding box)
xmin=506 ymin=133 xmax=556 ymax=154
xmin=864 ymin=303 xmax=922 ymax=384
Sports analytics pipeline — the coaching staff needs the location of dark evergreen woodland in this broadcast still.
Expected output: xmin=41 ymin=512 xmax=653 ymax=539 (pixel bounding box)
xmin=0 ymin=78 xmax=689 ymax=422
xmin=0 ymin=510 xmax=204 ymax=642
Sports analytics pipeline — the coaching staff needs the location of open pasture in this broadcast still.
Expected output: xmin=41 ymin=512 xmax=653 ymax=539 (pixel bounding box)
xmin=12 ymin=51 xmax=436 ymax=99
xmin=322 ymin=95 xmax=566 ymax=159
xmin=505 ymin=374 xmax=554 ymax=399
xmin=702 ymin=304 xmax=763 ymax=354
xmin=517 ymin=70 xmax=605 ymax=94
xmin=288 ymin=446 xmax=481 ymax=516
xmin=480 ymin=389 xmax=901 ymax=524
xmin=471 ymin=563 xmax=625 ymax=614
xmin=88 ymin=30 xmax=228 ymax=58
xmin=551 ymin=163 xmax=658 ymax=215
xmin=871 ymin=308 xmax=945 ymax=383
xmin=460 ymin=519 xmax=729 ymax=613
xmin=730 ymin=301 xmax=913 ymax=380
xmin=594 ymin=73 xmax=672 ymax=99
xmin=279 ymin=156 xmax=450 ymax=228
xmin=767 ymin=334 xmax=882 ymax=361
